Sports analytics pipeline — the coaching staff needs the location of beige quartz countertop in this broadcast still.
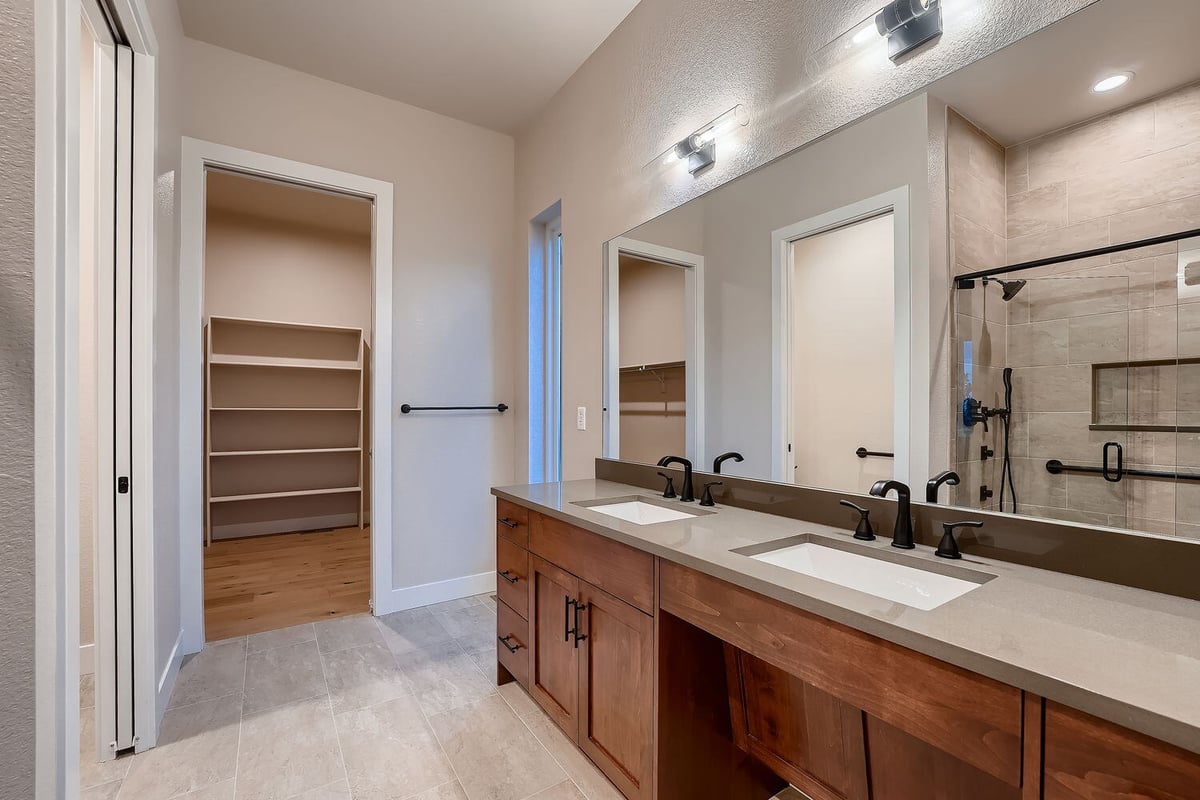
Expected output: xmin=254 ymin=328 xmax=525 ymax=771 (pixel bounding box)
xmin=493 ymin=479 xmax=1200 ymax=755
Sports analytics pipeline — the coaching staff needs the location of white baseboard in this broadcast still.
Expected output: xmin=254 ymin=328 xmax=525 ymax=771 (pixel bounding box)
xmin=79 ymin=643 xmax=95 ymax=676
xmin=375 ymin=571 xmax=495 ymax=616
xmin=212 ymin=512 xmax=368 ymax=540
xmin=156 ymin=630 xmax=184 ymax=727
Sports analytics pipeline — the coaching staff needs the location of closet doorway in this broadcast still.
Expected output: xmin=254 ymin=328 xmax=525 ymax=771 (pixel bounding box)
xmin=179 ymin=146 xmax=395 ymax=647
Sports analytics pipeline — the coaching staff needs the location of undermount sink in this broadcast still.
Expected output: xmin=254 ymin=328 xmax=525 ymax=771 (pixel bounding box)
xmin=573 ymin=496 xmax=708 ymax=525
xmin=736 ymin=535 xmax=991 ymax=611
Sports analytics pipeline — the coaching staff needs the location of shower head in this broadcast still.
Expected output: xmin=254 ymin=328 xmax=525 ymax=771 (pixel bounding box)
xmin=984 ymin=277 xmax=1027 ymax=302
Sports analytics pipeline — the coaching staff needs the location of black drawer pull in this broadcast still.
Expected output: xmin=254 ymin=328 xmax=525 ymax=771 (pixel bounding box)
xmin=497 ymin=569 xmax=518 ymax=584
xmin=498 ymin=517 xmax=518 ymax=529
xmin=573 ymin=599 xmax=587 ymax=649
xmin=564 ymin=596 xmax=576 ymax=642
xmin=498 ymin=634 xmax=521 ymax=654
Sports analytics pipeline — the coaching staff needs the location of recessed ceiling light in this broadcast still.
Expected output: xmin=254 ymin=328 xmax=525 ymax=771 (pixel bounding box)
xmin=1092 ymin=72 xmax=1132 ymax=93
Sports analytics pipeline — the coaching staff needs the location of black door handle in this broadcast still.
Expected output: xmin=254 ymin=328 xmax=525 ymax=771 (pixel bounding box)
xmin=498 ymin=634 xmax=521 ymax=653
xmin=497 ymin=569 xmax=518 ymax=584
xmin=572 ymin=600 xmax=587 ymax=648
xmin=498 ymin=517 xmax=518 ymax=529
xmin=1103 ymin=441 xmax=1124 ymax=482
xmin=564 ymin=596 xmax=576 ymax=642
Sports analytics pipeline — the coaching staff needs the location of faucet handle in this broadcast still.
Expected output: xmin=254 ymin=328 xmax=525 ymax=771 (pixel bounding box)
xmin=937 ymin=521 xmax=983 ymax=559
xmin=839 ymin=500 xmax=876 ymax=541
xmin=699 ymin=481 xmax=723 ymax=507
xmin=657 ymin=472 xmax=677 ymax=499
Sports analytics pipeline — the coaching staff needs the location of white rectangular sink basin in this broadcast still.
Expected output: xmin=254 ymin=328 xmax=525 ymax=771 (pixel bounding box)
xmin=585 ymin=500 xmax=700 ymax=525
xmin=749 ymin=541 xmax=984 ymax=610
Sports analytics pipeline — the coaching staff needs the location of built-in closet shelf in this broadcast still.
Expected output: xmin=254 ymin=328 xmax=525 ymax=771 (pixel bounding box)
xmin=210 ymin=486 xmax=363 ymax=504
xmin=209 ymin=354 xmax=362 ymax=371
xmin=205 ymin=315 xmax=366 ymax=545
xmin=211 ymin=447 xmax=363 ymax=457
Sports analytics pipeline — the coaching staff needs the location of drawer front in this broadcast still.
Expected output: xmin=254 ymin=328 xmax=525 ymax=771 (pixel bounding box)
xmin=496 ymin=597 xmax=530 ymax=688
xmin=529 ymin=512 xmax=655 ymax=614
xmin=496 ymin=536 xmax=530 ymax=618
xmin=660 ymin=561 xmax=1022 ymax=788
xmin=496 ymin=499 xmax=530 ymax=547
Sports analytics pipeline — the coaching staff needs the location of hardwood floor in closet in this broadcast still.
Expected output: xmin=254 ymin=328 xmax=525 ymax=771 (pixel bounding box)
xmin=203 ymin=527 xmax=370 ymax=640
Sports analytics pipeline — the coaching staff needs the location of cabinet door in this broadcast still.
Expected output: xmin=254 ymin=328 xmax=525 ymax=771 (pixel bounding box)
xmin=529 ymin=556 xmax=579 ymax=735
xmin=578 ymin=581 xmax=654 ymax=800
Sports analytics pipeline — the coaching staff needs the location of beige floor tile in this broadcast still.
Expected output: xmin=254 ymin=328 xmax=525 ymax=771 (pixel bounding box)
xmin=80 ymin=673 xmax=96 ymax=710
xmin=119 ymin=693 xmax=241 ymax=800
xmin=404 ymin=781 xmax=469 ymax=800
xmin=236 ymin=696 xmax=344 ymax=800
xmin=168 ymin=639 xmax=248 ymax=709
xmin=321 ymin=642 xmax=410 ymax=715
xmin=376 ymin=608 xmax=453 ymax=657
xmin=528 ymin=781 xmax=587 ymax=800
xmin=79 ymin=708 xmax=132 ymax=789
xmin=292 ymin=778 xmax=352 ymax=799
xmin=435 ymin=604 xmax=497 ymax=652
xmin=315 ymin=614 xmax=384 ymax=654
xmin=335 ymin=694 xmax=455 ymax=800
xmin=243 ymin=640 xmax=327 ymax=714
xmin=423 ymin=597 xmax=480 ymax=614
xmin=429 ymin=694 xmax=565 ymax=800
xmin=523 ymin=714 xmax=623 ymax=800
xmin=395 ymin=639 xmax=496 ymax=715
xmin=81 ymin=779 xmax=122 ymax=800
xmin=247 ymin=623 xmax=315 ymax=653
xmin=174 ymin=778 xmax=237 ymax=799
xmin=496 ymin=682 xmax=542 ymax=722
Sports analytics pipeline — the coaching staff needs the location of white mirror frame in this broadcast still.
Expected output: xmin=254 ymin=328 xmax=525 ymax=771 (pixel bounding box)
xmin=770 ymin=187 xmax=921 ymax=486
xmin=603 ymin=237 xmax=705 ymax=466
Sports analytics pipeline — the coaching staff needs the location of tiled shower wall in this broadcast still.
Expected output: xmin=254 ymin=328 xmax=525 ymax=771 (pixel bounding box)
xmin=951 ymin=83 xmax=1200 ymax=536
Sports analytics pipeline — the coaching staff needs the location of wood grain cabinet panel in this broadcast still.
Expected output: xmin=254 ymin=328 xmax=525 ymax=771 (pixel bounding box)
xmin=496 ymin=499 xmax=529 ymax=547
xmin=496 ymin=597 xmax=530 ymax=688
xmin=1043 ymin=702 xmax=1200 ymax=800
xmin=660 ymin=560 xmax=1023 ymax=788
xmin=496 ymin=535 xmax=529 ymax=618
xmin=578 ymin=583 xmax=655 ymax=800
xmin=530 ymin=512 xmax=655 ymax=613
xmin=725 ymin=647 xmax=869 ymax=800
xmin=865 ymin=715 xmax=1021 ymax=800
xmin=528 ymin=556 xmax=580 ymax=734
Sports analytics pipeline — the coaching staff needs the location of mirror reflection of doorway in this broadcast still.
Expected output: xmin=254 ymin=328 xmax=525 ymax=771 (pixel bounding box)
xmin=788 ymin=212 xmax=895 ymax=493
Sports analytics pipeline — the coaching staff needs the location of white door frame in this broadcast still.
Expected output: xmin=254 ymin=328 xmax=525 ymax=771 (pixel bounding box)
xmin=770 ymin=187 xmax=914 ymax=485
xmin=602 ymin=237 xmax=705 ymax=465
xmin=178 ymin=139 xmax=395 ymax=652
xmin=35 ymin=0 xmax=159 ymax=793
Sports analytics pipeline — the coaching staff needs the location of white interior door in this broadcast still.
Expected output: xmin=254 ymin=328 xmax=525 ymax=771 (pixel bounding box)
xmin=85 ymin=0 xmax=137 ymax=759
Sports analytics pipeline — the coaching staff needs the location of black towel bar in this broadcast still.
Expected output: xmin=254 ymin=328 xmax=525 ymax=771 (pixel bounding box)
xmin=401 ymin=403 xmax=508 ymax=414
xmin=1045 ymin=459 xmax=1200 ymax=483
xmin=856 ymin=447 xmax=894 ymax=459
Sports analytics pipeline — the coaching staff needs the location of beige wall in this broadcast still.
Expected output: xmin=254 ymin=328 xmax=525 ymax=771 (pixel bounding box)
xmin=513 ymin=0 xmax=1094 ymax=482
xmin=180 ymin=38 xmax=516 ymax=593
xmin=791 ymin=213 xmax=894 ymax=493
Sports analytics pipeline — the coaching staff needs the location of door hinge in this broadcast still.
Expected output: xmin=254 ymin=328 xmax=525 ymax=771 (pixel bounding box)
xmin=117 ymin=476 xmax=130 ymax=494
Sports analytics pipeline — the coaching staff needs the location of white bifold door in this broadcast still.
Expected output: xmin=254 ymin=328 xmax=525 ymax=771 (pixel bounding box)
xmin=83 ymin=0 xmax=138 ymax=759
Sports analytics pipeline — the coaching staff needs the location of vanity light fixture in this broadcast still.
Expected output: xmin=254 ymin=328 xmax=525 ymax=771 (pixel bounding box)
xmin=1092 ymin=72 xmax=1133 ymax=93
xmin=646 ymin=105 xmax=749 ymax=177
xmin=874 ymin=0 xmax=943 ymax=62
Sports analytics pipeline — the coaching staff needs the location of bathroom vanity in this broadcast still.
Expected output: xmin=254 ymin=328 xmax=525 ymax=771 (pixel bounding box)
xmin=492 ymin=481 xmax=1200 ymax=800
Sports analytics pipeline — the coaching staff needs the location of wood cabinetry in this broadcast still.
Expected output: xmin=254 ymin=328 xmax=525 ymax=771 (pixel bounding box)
xmin=529 ymin=556 xmax=580 ymax=733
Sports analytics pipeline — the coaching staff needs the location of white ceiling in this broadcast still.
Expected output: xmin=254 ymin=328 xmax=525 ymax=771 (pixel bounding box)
xmin=928 ymin=0 xmax=1200 ymax=145
xmin=175 ymin=0 xmax=642 ymax=133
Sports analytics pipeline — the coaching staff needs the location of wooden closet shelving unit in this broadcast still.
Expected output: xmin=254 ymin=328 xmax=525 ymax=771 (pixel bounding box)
xmin=204 ymin=316 xmax=366 ymax=545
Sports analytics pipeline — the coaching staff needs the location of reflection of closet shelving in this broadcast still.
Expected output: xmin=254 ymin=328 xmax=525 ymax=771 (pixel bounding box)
xmin=204 ymin=316 xmax=366 ymax=545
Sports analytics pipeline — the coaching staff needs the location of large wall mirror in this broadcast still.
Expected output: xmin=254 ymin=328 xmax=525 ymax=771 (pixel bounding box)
xmin=602 ymin=0 xmax=1200 ymax=540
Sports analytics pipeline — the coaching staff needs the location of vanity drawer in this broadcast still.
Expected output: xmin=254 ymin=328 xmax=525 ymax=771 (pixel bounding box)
xmin=496 ymin=536 xmax=529 ymax=618
xmin=496 ymin=499 xmax=529 ymax=547
xmin=529 ymin=512 xmax=655 ymax=614
xmin=496 ymin=596 xmax=530 ymax=688
xmin=660 ymin=561 xmax=1023 ymax=788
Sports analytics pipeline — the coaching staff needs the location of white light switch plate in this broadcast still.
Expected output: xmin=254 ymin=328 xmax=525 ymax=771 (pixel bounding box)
xmin=576 ymin=406 xmax=587 ymax=430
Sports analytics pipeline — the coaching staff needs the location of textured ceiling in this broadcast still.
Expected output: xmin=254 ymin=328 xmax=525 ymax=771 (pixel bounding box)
xmin=175 ymin=0 xmax=641 ymax=133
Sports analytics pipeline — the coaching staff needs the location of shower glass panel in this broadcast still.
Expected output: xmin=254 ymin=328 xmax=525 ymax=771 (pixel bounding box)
xmin=952 ymin=272 xmax=1136 ymax=528
xmin=1176 ymin=237 xmax=1200 ymax=538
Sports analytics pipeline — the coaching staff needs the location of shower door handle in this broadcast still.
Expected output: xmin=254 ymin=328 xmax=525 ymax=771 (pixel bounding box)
xmin=1102 ymin=441 xmax=1124 ymax=483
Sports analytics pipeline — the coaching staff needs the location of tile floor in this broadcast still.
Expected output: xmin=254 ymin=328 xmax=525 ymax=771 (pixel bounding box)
xmin=79 ymin=594 xmax=625 ymax=800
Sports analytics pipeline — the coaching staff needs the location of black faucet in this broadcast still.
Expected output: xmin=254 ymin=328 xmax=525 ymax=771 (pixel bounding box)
xmin=656 ymin=456 xmax=695 ymax=502
xmin=925 ymin=470 xmax=961 ymax=503
xmin=699 ymin=481 xmax=723 ymax=507
xmin=712 ymin=452 xmax=744 ymax=474
xmin=869 ymin=480 xmax=915 ymax=549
